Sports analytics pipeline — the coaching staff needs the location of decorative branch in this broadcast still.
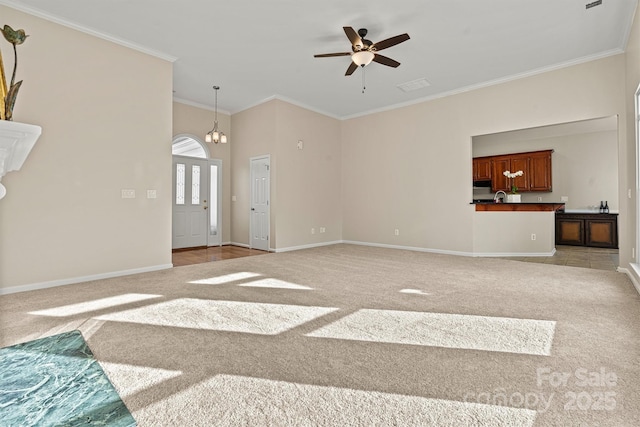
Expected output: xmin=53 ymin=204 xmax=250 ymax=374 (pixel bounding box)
xmin=1 ymin=25 xmax=29 ymax=121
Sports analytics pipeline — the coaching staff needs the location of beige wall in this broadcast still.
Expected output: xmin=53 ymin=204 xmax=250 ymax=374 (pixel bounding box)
xmin=0 ymin=6 xmax=173 ymax=290
xmin=342 ymin=55 xmax=627 ymax=256
xmin=625 ymin=2 xmax=640 ymax=282
xmin=230 ymin=100 xmax=277 ymax=247
xmin=230 ymin=99 xmax=342 ymax=250
xmin=274 ymin=100 xmax=342 ymax=249
xmin=473 ymin=212 xmax=555 ymax=255
xmin=172 ymin=101 xmax=231 ymax=243
xmin=473 ymin=128 xmax=619 ymax=211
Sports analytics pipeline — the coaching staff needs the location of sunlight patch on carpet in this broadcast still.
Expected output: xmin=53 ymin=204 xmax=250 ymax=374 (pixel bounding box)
xmin=144 ymin=374 xmax=536 ymax=426
xmin=238 ymin=278 xmax=313 ymax=290
xmin=100 ymin=362 xmax=182 ymax=398
xmin=307 ymin=309 xmax=555 ymax=355
xmin=400 ymin=288 xmax=431 ymax=295
xmin=29 ymin=293 xmax=163 ymax=317
xmin=96 ymin=299 xmax=338 ymax=335
xmin=189 ymin=272 xmax=261 ymax=285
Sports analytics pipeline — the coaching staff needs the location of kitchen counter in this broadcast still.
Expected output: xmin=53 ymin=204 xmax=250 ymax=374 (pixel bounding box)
xmin=471 ymin=201 xmax=565 ymax=212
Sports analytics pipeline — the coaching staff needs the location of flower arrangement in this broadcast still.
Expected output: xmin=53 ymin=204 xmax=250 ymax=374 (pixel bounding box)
xmin=503 ymin=170 xmax=523 ymax=194
xmin=0 ymin=24 xmax=29 ymax=121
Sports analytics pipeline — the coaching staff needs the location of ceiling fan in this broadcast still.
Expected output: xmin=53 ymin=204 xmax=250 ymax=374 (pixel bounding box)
xmin=314 ymin=27 xmax=410 ymax=76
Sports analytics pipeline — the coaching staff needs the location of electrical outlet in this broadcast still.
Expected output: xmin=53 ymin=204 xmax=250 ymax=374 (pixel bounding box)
xmin=394 ymin=229 xmax=400 ymax=236
xmin=121 ymin=189 xmax=135 ymax=199
xmin=561 ymin=196 xmax=568 ymax=202
xmin=147 ymin=190 xmax=157 ymax=199
xmin=531 ymin=234 xmax=536 ymax=241
xmin=311 ymin=228 xmax=315 ymax=235
xmin=537 ymin=196 xmax=542 ymax=202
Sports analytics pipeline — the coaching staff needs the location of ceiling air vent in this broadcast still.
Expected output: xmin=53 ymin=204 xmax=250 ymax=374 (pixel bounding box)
xmin=397 ymin=78 xmax=431 ymax=93
xmin=585 ymin=0 xmax=602 ymax=9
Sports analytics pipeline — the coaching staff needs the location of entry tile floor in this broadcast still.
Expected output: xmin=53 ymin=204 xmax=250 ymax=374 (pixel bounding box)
xmin=501 ymin=245 xmax=619 ymax=271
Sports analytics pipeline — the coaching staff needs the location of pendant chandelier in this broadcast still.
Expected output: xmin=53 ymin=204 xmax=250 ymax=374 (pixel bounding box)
xmin=205 ymin=85 xmax=227 ymax=144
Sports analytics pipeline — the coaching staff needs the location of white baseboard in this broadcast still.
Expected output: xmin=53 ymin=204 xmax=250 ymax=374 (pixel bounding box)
xmin=472 ymin=248 xmax=557 ymax=258
xmin=0 ymin=264 xmax=173 ymax=296
xmin=275 ymin=240 xmax=344 ymax=253
xmin=619 ymin=264 xmax=640 ymax=296
xmin=342 ymin=240 xmax=475 ymax=257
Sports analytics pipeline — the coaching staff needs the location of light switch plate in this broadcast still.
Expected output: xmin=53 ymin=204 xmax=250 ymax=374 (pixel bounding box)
xmin=147 ymin=190 xmax=157 ymax=199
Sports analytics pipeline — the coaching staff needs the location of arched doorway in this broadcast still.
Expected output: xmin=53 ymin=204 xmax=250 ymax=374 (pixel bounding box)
xmin=172 ymin=135 xmax=222 ymax=249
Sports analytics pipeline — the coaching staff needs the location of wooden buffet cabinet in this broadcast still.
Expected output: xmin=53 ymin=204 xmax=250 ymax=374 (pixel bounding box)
xmin=555 ymin=213 xmax=618 ymax=249
xmin=473 ymin=149 xmax=553 ymax=192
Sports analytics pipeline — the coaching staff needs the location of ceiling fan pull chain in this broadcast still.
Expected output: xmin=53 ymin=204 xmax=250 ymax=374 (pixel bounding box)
xmin=362 ymin=66 xmax=366 ymax=94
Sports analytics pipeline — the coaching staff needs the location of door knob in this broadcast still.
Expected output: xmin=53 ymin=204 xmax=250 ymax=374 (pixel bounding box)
xmin=204 ymin=206 xmax=208 ymax=210
xmin=251 ymin=208 xmax=255 ymax=211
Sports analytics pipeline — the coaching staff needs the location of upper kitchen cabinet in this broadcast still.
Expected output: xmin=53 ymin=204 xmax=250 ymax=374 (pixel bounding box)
xmin=489 ymin=149 xmax=553 ymax=192
xmin=527 ymin=150 xmax=553 ymax=191
xmin=472 ymin=157 xmax=492 ymax=181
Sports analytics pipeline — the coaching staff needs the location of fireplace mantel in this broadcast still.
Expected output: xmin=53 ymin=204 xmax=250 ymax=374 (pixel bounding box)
xmin=0 ymin=120 xmax=42 ymax=199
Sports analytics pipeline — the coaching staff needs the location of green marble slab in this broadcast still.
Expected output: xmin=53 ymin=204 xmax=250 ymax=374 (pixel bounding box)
xmin=0 ymin=330 xmax=136 ymax=427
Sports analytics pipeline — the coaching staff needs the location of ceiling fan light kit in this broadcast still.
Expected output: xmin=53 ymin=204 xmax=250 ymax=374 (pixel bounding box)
xmin=314 ymin=26 xmax=410 ymax=77
xmin=205 ymin=85 xmax=227 ymax=144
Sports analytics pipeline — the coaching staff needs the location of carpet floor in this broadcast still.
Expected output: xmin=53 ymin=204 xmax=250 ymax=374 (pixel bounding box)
xmin=1 ymin=244 xmax=638 ymax=426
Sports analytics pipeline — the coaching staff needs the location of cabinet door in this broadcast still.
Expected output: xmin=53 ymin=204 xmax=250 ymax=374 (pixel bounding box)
xmin=491 ymin=156 xmax=511 ymax=192
xmin=474 ymin=157 xmax=492 ymax=181
xmin=556 ymin=218 xmax=584 ymax=246
xmin=585 ymin=219 xmax=617 ymax=248
xmin=510 ymin=154 xmax=530 ymax=192
xmin=529 ymin=151 xmax=552 ymax=191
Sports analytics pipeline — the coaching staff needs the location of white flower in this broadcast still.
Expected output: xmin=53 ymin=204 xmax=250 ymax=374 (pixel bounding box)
xmin=503 ymin=170 xmax=523 ymax=179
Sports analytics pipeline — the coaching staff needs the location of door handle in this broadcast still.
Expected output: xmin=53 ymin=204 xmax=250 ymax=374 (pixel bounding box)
xmin=251 ymin=208 xmax=255 ymax=211
xmin=204 ymin=206 xmax=208 ymax=210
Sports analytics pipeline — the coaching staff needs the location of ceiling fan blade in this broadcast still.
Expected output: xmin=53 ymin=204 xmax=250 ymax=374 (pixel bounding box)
xmin=314 ymin=52 xmax=352 ymax=58
xmin=343 ymin=26 xmax=363 ymax=48
xmin=372 ymin=33 xmax=410 ymax=51
xmin=345 ymin=62 xmax=358 ymax=76
xmin=372 ymin=54 xmax=401 ymax=68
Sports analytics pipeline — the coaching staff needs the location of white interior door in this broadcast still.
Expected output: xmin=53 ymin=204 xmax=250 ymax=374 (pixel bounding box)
xmin=172 ymin=156 xmax=209 ymax=249
xmin=250 ymin=156 xmax=270 ymax=251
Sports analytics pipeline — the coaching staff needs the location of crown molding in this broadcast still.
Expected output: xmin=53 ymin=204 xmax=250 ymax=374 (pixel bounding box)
xmin=342 ymin=48 xmax=625 ymax=120
xmin=173 ymin=97 xmax=231 ymax=116
xmin=0 ymin=0 xmax=177 ymax=62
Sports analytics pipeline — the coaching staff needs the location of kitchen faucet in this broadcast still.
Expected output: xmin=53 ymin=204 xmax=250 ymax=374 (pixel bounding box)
xmin=494 ymin=190 xmax=506 ymax=203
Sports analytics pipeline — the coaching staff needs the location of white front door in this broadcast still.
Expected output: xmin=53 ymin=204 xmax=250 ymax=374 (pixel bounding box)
xmin=172 ymin=156 xmax=209 ymax=249
xmin=250 ymin=156 xmax=270 ymax=251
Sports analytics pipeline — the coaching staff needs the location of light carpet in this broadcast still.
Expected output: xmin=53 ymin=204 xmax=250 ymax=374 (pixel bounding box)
xmin=0 ymin=244 xmax=638 ymax=426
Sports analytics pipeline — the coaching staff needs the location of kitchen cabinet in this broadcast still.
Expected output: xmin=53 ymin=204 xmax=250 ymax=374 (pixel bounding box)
xmin=487 ymin=149 xmax=552 ymax=193
xmin=555 ymin=213 xmax=618 ymax=248
xmin=473 ymin=157 xmax=492 ymax=181
xmin=528 ymin=150 xmax=553 ymax=191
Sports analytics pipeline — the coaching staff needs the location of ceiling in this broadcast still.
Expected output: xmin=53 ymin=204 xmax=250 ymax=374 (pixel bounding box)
xmin=2 ymin=0 xmax=637 ymax=118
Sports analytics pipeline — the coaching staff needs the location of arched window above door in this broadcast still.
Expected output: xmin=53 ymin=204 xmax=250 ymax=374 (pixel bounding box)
xmin=172 ymin=135 xmax=209 ymax=159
